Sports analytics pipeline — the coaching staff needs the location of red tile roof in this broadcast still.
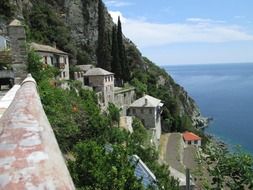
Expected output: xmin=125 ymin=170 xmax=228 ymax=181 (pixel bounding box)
xmin=183 ymin=132 xmax=201 ymax=141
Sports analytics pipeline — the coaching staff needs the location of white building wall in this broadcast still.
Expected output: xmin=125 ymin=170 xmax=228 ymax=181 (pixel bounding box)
xmin=129 ymin=106 xmax=162 ymax=146
xmin=35 ymin=51 xmax=69 ymax=80
xmin=87 ymin=74 xmax=114 ymax=109
xmin=62 ymin=55 xmax=70 ymax=80
xmin=185 ymin=140 xmax=201 ymax=147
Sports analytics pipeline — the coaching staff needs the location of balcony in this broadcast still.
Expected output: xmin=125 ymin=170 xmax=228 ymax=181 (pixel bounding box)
xmin=58 ymin=62 xmax=65 ymax=69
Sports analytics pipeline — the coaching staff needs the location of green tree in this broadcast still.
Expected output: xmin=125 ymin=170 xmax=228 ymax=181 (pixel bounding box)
xmin=69 ymin=141 xmax=144 ymax=190
xmin=107 ymin=102 xmax=120 ymax=125
xmin=0 ymin=0 xmax=15 ymax=18
xmin=27 ymin=49 xmax=59 ymax=82
xmin=204 ymin=144 xmax=253 ymax=190
xmin=111 ymin=25 xmax=121 ymax=79
xmin=24 ymin=1 xmax=76 ymax=58
xmin=117 ymin=17 xmax=130 ymax=81
xmin=96 ymin=0 xmax=111 ymax=71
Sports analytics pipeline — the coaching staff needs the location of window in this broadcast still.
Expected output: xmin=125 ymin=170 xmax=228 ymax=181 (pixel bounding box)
xmin=44 ymin=56 xmax=47 ymax=64
xmin=50 ymin=56 xmax=53 ymax=65
xmin=141 ymin=109 xmax=144 ymax=114
xmin=194 ymin=140 xmax=198 ymax=145
xmin=149 ymin=108 xmax=152 ymax=114
xmin=133 ymin=108 xmax=136 ymax=114
xmin=63 ymin=71 xmax=66 ymax=78
xmin=188 ymin=141 xmax=191 ymax=145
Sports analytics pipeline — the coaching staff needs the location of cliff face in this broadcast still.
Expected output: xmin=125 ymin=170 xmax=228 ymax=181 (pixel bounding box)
xmin=2 ymin=0 xmax=206 ymax=128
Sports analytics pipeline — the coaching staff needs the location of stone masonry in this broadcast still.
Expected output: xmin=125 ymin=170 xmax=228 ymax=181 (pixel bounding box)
xmin=8 ymin=19 xmax=27 ymax=84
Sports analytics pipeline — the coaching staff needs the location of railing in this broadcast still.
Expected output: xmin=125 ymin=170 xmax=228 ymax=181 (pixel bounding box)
xmin=59 ymin=62 xmax=65 ymax=69
xmin=0 ymin=74 xmax=75 ymax=189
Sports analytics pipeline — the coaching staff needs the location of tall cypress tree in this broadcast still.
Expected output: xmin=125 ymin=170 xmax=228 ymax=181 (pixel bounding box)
xmin=96 ymin=0 xmax=111 ymax=71
xmin=111 ymin=25 xmax=121 ymax=78
xmin=117 ymin=17 xmax=130 ymax=81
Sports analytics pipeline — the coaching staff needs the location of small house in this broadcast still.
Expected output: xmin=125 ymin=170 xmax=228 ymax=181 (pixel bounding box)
xmin=30 ymin=42 xmax=69 ymax=81
xmin=183 ymin=132 xmax=201 ymax=147
xmin=83 ymin=67 xmax=114 ymax=109
xmin=128 ymin=95 xmax=163 ymax=146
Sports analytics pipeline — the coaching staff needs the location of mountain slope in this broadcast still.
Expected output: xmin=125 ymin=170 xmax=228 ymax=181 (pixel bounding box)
xmin=1 ymin=0 xmax=207 ymax=131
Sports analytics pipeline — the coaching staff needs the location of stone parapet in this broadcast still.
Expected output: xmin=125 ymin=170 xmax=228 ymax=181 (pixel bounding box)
xmin=0 ymin=74 xmax=75 ymax=189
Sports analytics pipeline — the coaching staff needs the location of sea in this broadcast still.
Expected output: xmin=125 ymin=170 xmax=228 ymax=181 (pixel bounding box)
xmin=164 ymin=63 xmax=253 ymax=155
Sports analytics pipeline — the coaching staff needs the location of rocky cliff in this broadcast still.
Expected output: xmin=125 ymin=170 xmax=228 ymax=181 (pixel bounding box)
xmin=1 ymin=0 xmax=207 ymax=129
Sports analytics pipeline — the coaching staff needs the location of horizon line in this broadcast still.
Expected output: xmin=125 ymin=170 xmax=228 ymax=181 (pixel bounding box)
xmin=159 ymin=62 xmax=253 ymax=67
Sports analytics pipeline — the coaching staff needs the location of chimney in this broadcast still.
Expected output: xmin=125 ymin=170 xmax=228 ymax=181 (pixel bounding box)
xmin=145 ymin=98 xmax=148 ymax=105
xmin=8 ymin=19 xmax=27 ymax=84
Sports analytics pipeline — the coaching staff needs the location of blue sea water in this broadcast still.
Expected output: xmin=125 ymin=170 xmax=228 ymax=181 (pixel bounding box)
xmin=164 ymin=63 xmax=253 ymax=154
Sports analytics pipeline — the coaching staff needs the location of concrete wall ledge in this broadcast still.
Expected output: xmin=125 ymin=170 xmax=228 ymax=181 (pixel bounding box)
xmin=0 ymin=74 xmax=75 ymax=189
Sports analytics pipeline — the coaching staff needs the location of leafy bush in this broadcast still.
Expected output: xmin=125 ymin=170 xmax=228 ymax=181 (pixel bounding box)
xmin=203 ymin=144 xmax=253 ymax=189
xmin=27 ymin=49 xmax=59 ymax=82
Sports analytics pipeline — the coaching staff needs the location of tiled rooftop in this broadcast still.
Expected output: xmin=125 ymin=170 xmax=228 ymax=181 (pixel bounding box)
xmin=129 ymin=95 xmax=163 ymax=108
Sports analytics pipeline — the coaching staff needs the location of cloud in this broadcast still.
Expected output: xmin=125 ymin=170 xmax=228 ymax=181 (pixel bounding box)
xmin=109 ymin=11 xmax=253 ymax=48
xmin=105 ymin=0 xmax=133 ymax=7
xmin=186 ymin=17 xmax=225 ymax=24
xmin=109 ymin=11 xmax=127 ymax=23
xmin=234 ymin=15 xmax=246 ymax=19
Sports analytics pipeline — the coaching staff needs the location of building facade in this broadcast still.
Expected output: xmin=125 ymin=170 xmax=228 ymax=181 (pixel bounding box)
xmin=183 ymin=132 xmax=201 ymax=147
xmin=114 ymin=86 xmax=135 ymax=115
xmin=84 ymin=68 xmax=114 ymax=109
xmin=73 ymin=64 xmax=94 ymax=86
xmin=128 ymin=95 xmax=163 ymax=146
xmin=30 ymin=42 xmax=69 ymax=81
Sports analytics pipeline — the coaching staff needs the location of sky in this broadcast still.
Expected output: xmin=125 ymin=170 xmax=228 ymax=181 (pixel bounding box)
xmin=104 ymin=0 xmax=253 ymax=65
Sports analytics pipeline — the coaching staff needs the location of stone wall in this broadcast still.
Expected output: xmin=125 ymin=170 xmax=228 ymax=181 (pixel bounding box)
xmin=87 ymin=75 xmax=114 ymax=109
xmin=0 ymin=75 xmax=75 ymax=189
xmin=128 ymin=106 xmax=162 ymax=146
xmin=114 ymin=87 xmax=135 ymax=115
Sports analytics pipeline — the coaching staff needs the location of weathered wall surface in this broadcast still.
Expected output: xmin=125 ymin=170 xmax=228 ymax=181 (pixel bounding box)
xmin=0 ymin=75 xmax=75 ymax=189
xmin=114 ymin=87 xmax=135 ymax=115
xmin=8 ymin=22 xmax=27 ymax=83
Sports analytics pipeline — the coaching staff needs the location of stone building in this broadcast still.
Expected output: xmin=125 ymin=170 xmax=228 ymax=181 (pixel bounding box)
xmin=73 ymin=64 xmax=94 ymax=86
xmin=183 ymin=131 xmax=201 ymax=147
xmin=83 ymin=68 xmax=114 ymax=109
xmin=30 ymin=42 xmax=70 ymax=81
xmin=114 ymin=86 xmax=135 ymax=115
xmin=8 ymin=19 xmax=27 ymax=83
xmin=128 ymin=95 xmax=163 ymax=146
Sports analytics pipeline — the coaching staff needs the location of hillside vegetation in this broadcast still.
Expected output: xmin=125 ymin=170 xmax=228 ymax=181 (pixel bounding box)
xmin=1 ymin=0 xmax=205 ymax=133
xmin=28 ymin=50 xmax=179 ymax=189
xmin=1 ymin=0 xmax=253 ymax=189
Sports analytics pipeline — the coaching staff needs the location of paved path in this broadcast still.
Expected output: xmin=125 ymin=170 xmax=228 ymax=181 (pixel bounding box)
xmin=165 ymin=133 xmax=185 ymax=173
xmin=183 ymin=146 xmax=198 ymax=170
